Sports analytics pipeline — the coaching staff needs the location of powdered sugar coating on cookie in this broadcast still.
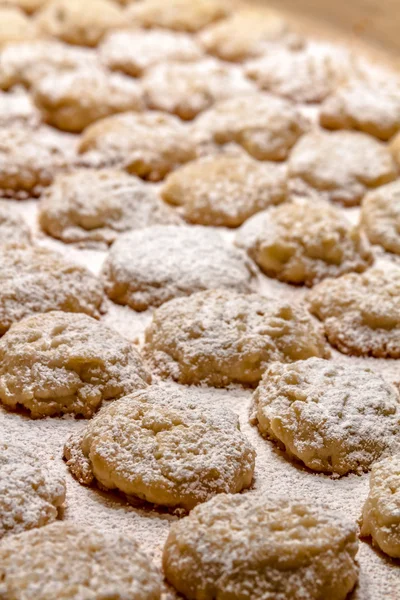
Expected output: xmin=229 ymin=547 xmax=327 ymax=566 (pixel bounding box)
xmin=0 ymin=88 xmax=40 ymax=127
xmin=144 ymin=289 xmax=330 ymax=386
xmin=0 ymin=200 xmax=32 ymax=246
xmin=64 ymin=386 xmax=255 ymax=509
xmin=360 ymin=180 xmax=400 ymax=254
xmin=163 ymin=493 xmax=359 ymax=600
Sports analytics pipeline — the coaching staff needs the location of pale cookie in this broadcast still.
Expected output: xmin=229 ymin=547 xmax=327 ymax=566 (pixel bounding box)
xmin=0 ymin=0 xmax=48 ymax=13
xmin=252 ymin=358 xmax=400 ymax=475
xmin=33 ymin=66 xmax=144 ymax=133
xmin=360 ymin=454 xmax=400 ymax=558
xmin=39 ymin=169 xmax=181 ymax=248
xmin=64 ymin=386 xmax=255 ymax=509
xmin=101 ymin=225 xmax=256 ymax=311
xmin=0 ymin=7 xmax=38 ymax=47
xmin=0 ymin=444 xmax=65 ymax=539
xmin=0 ymin=124 xmax=75 ymax=198
xmin=236 ymin=199 xmax=372 ymax=285
xmin=198 ymin=8 xmax=302 ymax=62
xmin=163 ymin=493 xmax=359 ymax=600
xmin=0 ymin=522 xmax=162 ymax=600
xmin=390 ymin=130 xmax=400 ymax=166
xmin=194 ymin=93 xmax=310 ymax=161
xmin=0 ymin=88 xmax=40 ymax=127
xmin=246 ymin=43 xmax=352 ymax=104
xmin=0 ymin=201 xmax=32 ymax=246
xmin=0 ymin=40 xmax=98 ymax=91
xmin=126 ymin=0 xmax=230 ymax=33
xmin=100 ymin=28 xmax=203 ymax=77
xmin=142 ymin=58 xmax=255 ymax=120
xmin=360 ymin=180 xmax=400 ymax=254
xmin=78 ymin=111 xmax=196 ymax=181
xmin=144 ymin=289 xmax=330 ymax=387
xmin=0 ymin=311 xmax=151 ymax=418
xmin=0 ymin=245 xmax=104 ymax=335
xmin=162 ymin=154 xmax=288 ymax=227
xmin=35 ymin=0 xmax=124 ymax=46
xmin=307 ymin=265 xmax=400 ymax=357
xmin=289 ymin=130 xmax=397 ymax=206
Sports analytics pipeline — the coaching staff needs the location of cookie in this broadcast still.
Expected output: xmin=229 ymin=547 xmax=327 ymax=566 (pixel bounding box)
xmin=101 ymin=225 xmax=256 ymax=311
xmin=0 ymin=6 xmax=38 ymax=47
xmin=360 ymin=180 xmax=400 ymax=254
xmin=252 ymin=358 xmax=400 ymax=475
xmin=0 ymin=245 xmax=104 ymax=335
xmin=236 ymin=199 xmax=372 ymax=285
xmin=144 ymin=289 xmax=330 ymax=387
xmin=0 ymin=0 xmax=47 ymax=13
xmin=0 ymin=88 xmax=40 ymax=127
xmin=64 ymin=386 xmax=255 ymax=509
xmin=307 ymin=265 xmax=400 ymax=357
xmin=0 ymin=201 xmax=32 ymax=246
xmin=39 ymin=169 xmax=180 ymax=248
xmin=289 ymin=130 xmax=397 ymax=206
xmin=163 ymin=493 xmax=359 ymax=600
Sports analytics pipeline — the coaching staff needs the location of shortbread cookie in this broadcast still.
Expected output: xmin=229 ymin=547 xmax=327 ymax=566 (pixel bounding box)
xmin=252 ymin=358 xmax=400 ymax=475
xmin=0 ymin=124 xmax=74 ymax=198
xmin=0 ymin=6 xmax=38 ymax=47
xmin=236 ymin=199 xmax=372 ymax=285
xmin=163 ymin=494 xmax=359 ymax=600
xmin=64 ymin=386 xmax=255 ymax=509
xmin=360 ymin=454 xmax=400 ymax=558
xmin=289 ymin=130 xmax=397 ymax=206
xmin=162 ymin=154 xmax=287 ymax=227
xmin=360 ymin=180 xmax=400 ymax=254
xmin=39 ymin=169 xmax=180 ymax=248
xmin=127 ymin=0 xmax=230 ymax=32
xmin=194 ymin=94 xmax=310 ymax=161
xmin=246 ymin=43 xmax=351 ymax=104
xmin=33 ymin=66 xmax=144 ymax=133
xmin=0 ymin=0 xmax=47 ymax=13
xmin=0 ymin=444 xmax=65 ymax=538
xmin=101 ymin=225 xmax=256 ymax=311
xmin=78 ymin=111 xmax=196 ymax=181
xmin=307 ymin=265 xmax=400 ymax=357
xmin=198 ymin=9 xmax=302 ymax=61
xmin=143 ymin=58 xmax=255 ymax=120
xmin=144 ymin=289 xmax=330 ymax=386
xmin=0 ymin=245 xmax=104 ymax=335
xmin=0 ymin=201 xmax=32 ymax=246
xmin=0 ymin=311 xmax=151 ymax=418
xmin=0 ymin=88 xmax=40 ymax=127
xmin=36 ymin=0 xmax=124 ymax=46
xmin=0 ymin=40 xmax=97 ymax=90
xmin=0 ymin=522 xmax=162 ymax=600
xmin=100 ymin=29 xmax=203 ymax=77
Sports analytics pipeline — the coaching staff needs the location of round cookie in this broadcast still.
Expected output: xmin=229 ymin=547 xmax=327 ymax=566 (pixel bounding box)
xmin=0 ymin=201 xmax=32 ymax=246
xmin=64 ymin=386 xmax=256 ymax=510
xmin=0 ymin=522 xmax=162 ymax=600
xmin=35 ymin=0 xmax=124 ymax=46
xmin=144 ymin=289 xmax=330 ymax=387
xmin=0 ymin=245 xmax=104 ymax=335
xmin=39 ymin=169 xmax=181 ymax=248
xmin=360 ymin=180 xmax=400 ymax=254
xmin=0 ymin=311 xmax=151 ymax=418
xmin=252 ymin=358 xmax=400 ymax=475
xmin=307 ymin=265 xmax=400 ymax=357
xmin=0 ymin=40 xmax=98 ymax=91
xmin=142 ymin=58 xmax=255 ymax=121
xmin=245 ymin=43 xmax=352 ymax=104
xmin=198 ymin=8 xmax=302 ymax=62
xmin=0 ymin=444 xmax=65 ymax=539
xmin=163 ymin=493 xmax=359 ymax=600
xmin=100 ymin=28 xmax=203 ymax=77
xmin=0 ymin=124 xmax=74 ymax=198
xmin=194 ymin=93 xmax=310 ymax=161
xmin=126 ymin=0 xmax=230 ymax=32
xmin=32 ymin=66 xmax=144 ymax=133
xmin=360 ymin=454 xmax=400 ymax=558
xmin=0 ymin=88 xmax=40 ymax=127
xmin=288 ymin=130 xmax=397 ymax=207
xmin=161 ymin=154 xmax=288 ymax=227
xmin=78 ymin=111 xmax=196 ymax=181
xmin=236 ymin=199 xmax=373 ymax=285
xmin=0 ymin=6 xmax=38 ymax=47
xmin=101 ymin=225 xmax=256 ymax=311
